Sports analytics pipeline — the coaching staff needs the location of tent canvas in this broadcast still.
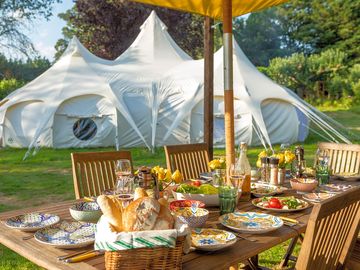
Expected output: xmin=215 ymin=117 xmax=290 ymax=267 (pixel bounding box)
xmin=0 ymin=11 xmax=350 ymax=154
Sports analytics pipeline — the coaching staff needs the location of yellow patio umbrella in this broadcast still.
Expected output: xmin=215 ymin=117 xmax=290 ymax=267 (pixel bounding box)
xmin=131 ymin=0 xmax=288 ymax=169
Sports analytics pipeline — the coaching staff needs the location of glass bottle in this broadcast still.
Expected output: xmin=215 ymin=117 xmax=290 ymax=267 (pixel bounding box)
xmin=237 ymin=142 xmax=251 ymax=201
xmin=269 ymin=157 xmax=279 ymax=186
xmin=260 ymin=157 xmax=268 ymax=183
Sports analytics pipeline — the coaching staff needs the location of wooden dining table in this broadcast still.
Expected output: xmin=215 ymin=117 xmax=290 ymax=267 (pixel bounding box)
xmin=0 ymin=180 xmax=358 ymax=270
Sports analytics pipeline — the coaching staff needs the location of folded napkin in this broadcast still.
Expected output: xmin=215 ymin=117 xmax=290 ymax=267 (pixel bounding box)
xmin=95 ymin=216 xmax=190 ymax=252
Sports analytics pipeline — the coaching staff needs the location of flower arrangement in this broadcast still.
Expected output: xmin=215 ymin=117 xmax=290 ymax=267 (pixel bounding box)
xmin=256 ymin=149 xmax=296 ymax=169
xmin=151 ymin=166 xmax=183 ymax=184
xmin=208 ymin=158 xmax=226 ymax=170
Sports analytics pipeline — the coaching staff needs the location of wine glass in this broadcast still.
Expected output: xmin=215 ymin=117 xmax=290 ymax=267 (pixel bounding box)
xmin=114 ymin=159 xmax=133 ymax=194
xmin=228 ymin=163 xmax=245 ymax=191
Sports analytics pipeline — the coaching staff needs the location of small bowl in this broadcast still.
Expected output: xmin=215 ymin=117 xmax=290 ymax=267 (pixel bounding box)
xmin=69 ymin=202 xmax=102 ymax=223
xmin=169 ymin=200 xmax=205 ymax=211
xmin=290 ymin=178 xmax=318 ymax=193
xmin=174 ymin=207 xmax=209 ymax=228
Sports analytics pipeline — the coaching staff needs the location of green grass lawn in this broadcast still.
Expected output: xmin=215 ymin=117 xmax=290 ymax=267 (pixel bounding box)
xmin=0 ymin=106 xmax=359 ymax=269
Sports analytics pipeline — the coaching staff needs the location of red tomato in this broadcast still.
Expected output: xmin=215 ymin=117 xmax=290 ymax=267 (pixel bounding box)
xmin=191 ymin=180 xmax=202 ymax=187
xmin=269 ymin=198 xmax=282 ymax=209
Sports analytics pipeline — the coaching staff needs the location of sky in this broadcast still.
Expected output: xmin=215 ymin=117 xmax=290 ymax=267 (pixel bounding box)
xmin=27 ymin=1 xmax=74 ymax=61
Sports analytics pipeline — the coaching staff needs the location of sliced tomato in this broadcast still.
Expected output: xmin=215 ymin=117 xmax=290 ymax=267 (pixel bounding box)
xmin=191 ymin=180 xmax=202 ymax=187
xmin=269 ymin=198 xmax=282 ymax=209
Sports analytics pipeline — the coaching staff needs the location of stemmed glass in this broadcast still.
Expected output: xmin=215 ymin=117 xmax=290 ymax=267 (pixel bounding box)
xmin=228 ymin=163 xmax=245 ymax=192
xmin=114 ymin=159 xmax=133 ymax=195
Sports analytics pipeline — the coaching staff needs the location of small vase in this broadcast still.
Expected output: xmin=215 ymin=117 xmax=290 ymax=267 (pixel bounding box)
xmin=212 ymin=169 xmax=226 ymax=186
xmin=278 ymin=168 xmax=286 ymax=185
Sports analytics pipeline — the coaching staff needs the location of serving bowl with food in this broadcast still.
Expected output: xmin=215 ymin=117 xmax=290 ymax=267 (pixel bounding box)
xmin=169 ymin=200 xmax=205 ymax=211
xmin=172 ymin=183 xmax=219 ymax=206
xmin=69 ymin=201 xmax=102 ymax=223
xmin=252 ymin=196 xmax=310 ymax=212
xmin=174 ymin=207 xmax=209 ymax=228
xmin=290 ymin=178 xmax=318 ymax=193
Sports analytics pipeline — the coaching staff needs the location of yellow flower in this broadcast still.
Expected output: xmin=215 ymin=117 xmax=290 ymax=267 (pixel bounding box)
xmin=284 ymin=150 xmax=295 ymax=164
xmin=157 ymin=167 xmax=166 ymax=181
xmin=209 ymin=159 xmax=221 ymax=170
xmin=275 ymin=153 xmax=285 ymax=167
xmin=171 ymin=169 xmax=183 ymax=183
xmin=258 ymin=150 xmax=267 ymax=158
xmin=256 ymin=158 xmax=262 ymax=168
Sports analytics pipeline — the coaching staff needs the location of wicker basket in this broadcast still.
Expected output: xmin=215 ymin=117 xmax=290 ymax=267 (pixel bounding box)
xmin=105 ymin=236 xmax=186 ymax=270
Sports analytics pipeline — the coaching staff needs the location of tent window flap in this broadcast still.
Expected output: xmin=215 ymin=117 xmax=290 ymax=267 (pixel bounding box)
xmin=73 ymin=118 xmax=97 ymax=141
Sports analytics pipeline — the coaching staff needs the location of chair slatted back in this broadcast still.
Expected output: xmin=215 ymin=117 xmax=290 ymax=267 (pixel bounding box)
xmin=296 ymin=186 xmax=360 ymax=270
xmin=71 ymin=151 xmax=133 ymax=199
xmin=347 ymin=238 xmax=360 ymax=269
xmin=316 ymin=142 xmax=360 ymax=176
xmin=164 ymin=143 xmax=210 ymax=180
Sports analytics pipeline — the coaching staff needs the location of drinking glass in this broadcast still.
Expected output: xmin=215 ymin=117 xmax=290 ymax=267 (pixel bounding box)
xmin=114 ymin=159 xmax=134 ymax=194
xmin=218 ymin=185 xmax=238 ymax=215
xmin=228 ymin=164 xmax=245 ymax=193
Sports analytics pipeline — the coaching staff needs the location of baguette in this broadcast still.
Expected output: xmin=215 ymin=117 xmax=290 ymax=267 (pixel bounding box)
xmin=97 ymin=195 xmax=123 ymax=232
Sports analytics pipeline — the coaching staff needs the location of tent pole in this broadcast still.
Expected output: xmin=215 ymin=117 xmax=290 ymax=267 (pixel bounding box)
xmin=204 ymin=16 xmax=214 ymax=160
xmin=223 ymin=0 xmax=235 ymax=172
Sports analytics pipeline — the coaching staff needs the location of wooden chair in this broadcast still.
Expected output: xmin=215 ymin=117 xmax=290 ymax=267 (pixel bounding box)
xmin=294 ymin=186 xmax=360 ymax=270
xmin=316 ymin=142 xmax=360 ymax=178
xmin=71 ymin=151 xmax=133 ymax=199
xmin=347 ymin=238 xmax=360 ymax=269
xmin=164 ymin=143 xmax=210 ymax=180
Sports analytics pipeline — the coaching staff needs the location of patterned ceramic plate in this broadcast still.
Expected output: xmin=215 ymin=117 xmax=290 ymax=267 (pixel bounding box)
xmin=5 ymin=213 xmax=60 ymax=232
xmin=219 ymin=212 xmax=283 ymax=234
xmin=302 ymin=192 xmax=335 ymax=203
xmin=320 ymin=184 xmax=352 ymax=194
xmin=252 ymin=197 xmax=310 ymax=212
xmin=34 ymin=221 xmax=96 ymax=249
xmin=251 ymin=183 xmax=287 ymax=197
xmin=191 ymin=228 xmax=237 ymax=251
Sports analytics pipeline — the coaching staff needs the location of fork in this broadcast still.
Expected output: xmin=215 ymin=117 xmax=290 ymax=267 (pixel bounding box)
xmin=235 ymin=233 xmax=257 ymax=242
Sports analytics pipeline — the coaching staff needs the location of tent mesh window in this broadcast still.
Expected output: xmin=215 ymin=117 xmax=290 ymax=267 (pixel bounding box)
xmin=73 ymin=118 xmax=97 ymax=141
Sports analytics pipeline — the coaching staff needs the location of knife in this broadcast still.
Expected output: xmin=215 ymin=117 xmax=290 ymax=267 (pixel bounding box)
xmin=280 ymin=216 xmax=299 ymax=224
xmin=64 ymin=250 xmax=104 ymax=263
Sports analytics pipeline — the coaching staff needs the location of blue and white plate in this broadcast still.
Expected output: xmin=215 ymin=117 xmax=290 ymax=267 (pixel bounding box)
xmin=191 ymin=228 xmax=237 ymax=251
xmin=34 ymin=221 xmax=96 ymax=249
xmin=5 ymin=213 xmax=60 ymax=232
xmin=219 ymin=212 xmax=283 ymax=234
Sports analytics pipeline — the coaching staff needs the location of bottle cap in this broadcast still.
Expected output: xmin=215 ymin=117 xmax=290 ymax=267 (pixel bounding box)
xmin=269 ymin=157 xmax=279 ymax=165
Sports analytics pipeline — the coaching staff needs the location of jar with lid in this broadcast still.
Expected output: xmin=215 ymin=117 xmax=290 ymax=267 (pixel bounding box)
xmin=269 ymin=157 xmax=280 ymax=186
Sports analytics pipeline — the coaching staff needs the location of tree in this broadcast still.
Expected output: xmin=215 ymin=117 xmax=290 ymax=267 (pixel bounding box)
xmin=55 ymin=0 xmax=205 ymax=60
xmin=277 ymin=0 xmax=360 ymax=64
xmin=233 ymin=8 xmax=294 ymax=66
xmin=0 ymin=0 xmax=61 ymax=57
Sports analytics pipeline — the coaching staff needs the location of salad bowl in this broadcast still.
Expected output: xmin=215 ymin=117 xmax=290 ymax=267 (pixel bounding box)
xmin=172 ymin=183 xmax=219 ymax=206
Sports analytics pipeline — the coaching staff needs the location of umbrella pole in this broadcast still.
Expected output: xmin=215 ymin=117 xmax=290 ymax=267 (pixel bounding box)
xmin=223 ymin=0 xmax=235 ymax=172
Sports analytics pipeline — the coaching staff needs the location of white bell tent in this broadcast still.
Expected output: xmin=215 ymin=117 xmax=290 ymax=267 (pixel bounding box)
xmin=0 ymin=11 xmax=350 ymax=153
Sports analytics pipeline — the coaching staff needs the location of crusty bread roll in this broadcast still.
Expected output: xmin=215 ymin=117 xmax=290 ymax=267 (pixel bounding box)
xmin=123 ymin=197 xmax=160 ymax=231
xmin=133 ymin=187 xmax=148 ymax=201
xmin=97 ymin=195 xmax=123 ymax=232
xmin=153 ymin=203 xmax=174 ymax=230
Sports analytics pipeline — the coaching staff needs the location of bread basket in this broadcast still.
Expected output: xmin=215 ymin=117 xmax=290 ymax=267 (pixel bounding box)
xmin=95 ymin=216 xmax=189 ymax=270
xmin=104 ymin=236 xmax=186 ymax=270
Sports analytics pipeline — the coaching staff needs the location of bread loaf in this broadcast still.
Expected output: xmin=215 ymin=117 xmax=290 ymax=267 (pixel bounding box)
xmin=122 ymin=197 xmax=160 ymax=231
xmin=133 ymin=187 xmax=148 ymax=201
xmin=153 ymin=204 xmax=174 ymax=230
xmin=97 ymin=195 xmax=123 ymax=232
